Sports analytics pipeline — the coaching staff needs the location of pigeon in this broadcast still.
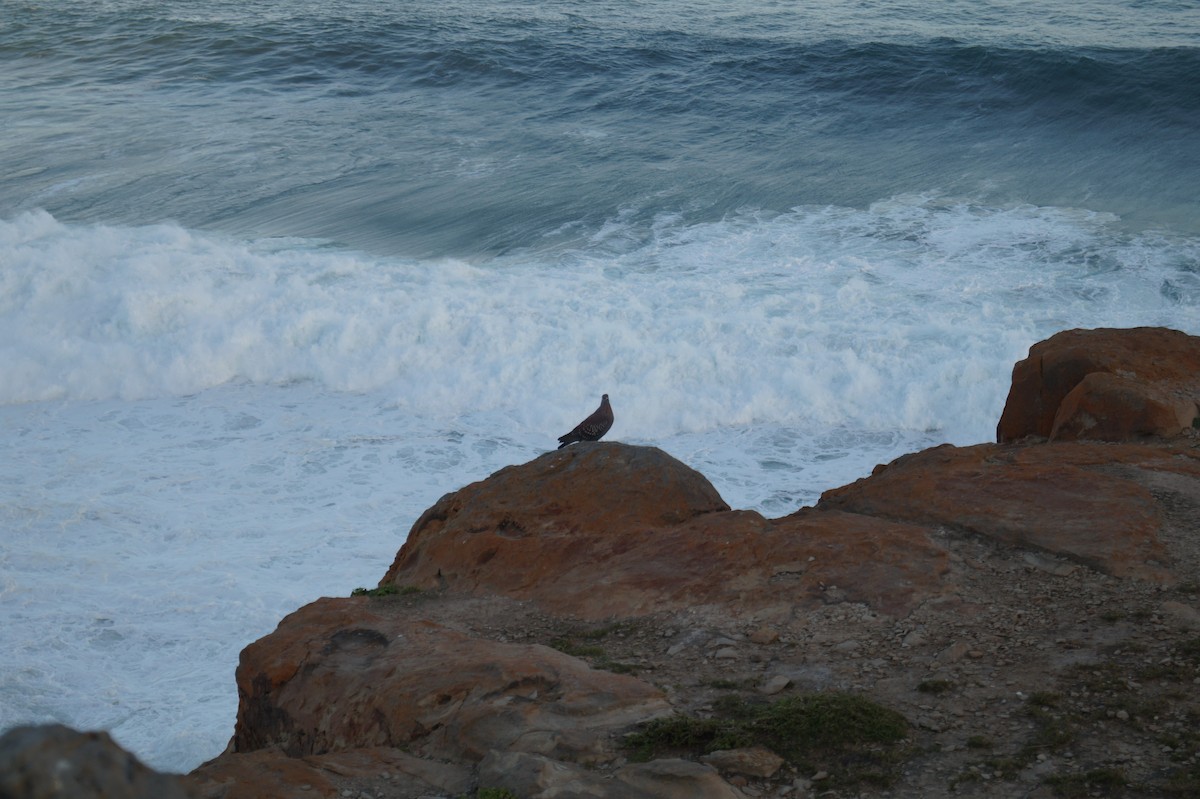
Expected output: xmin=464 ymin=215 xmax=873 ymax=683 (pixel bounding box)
xmin=557 ymin=394 xmax=613 ymax=449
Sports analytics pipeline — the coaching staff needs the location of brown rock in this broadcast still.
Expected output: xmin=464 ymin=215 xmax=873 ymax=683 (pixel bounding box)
xmin=848 ymin=442 xmax=1179 ymax=576
xmin=1050 ymin=371 xmax=1198 ymax=441
xmin=381 ymin=442 xmax=950 ymax=618
xmin=230 ymin=597 xmax=669 ymax=762
xmin=997 ymin=327 xmax=1200 ymax=442
xmin=614 ymin=758 xmax=747 ymax=799
xmin=701 ymin=745 xmax=786 ymax=778
xmin=191 ymin=750 xmax=338 ymax=799
xmin=1159 ymin=600 xmax=1200 ymax=630
xmin=760 ymin=675 xmax=791 ymax=695
xmin=748 ymin=627 xmax=780 ymax=645
xmin=0 ymin=725 xmax=197 ymax=799
xmin=817 ymin=440 xmax=1199 ymax=581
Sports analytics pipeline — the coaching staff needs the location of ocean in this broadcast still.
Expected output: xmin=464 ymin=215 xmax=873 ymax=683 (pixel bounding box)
xmin=2 ymin=0 xmax=1198 ymax=773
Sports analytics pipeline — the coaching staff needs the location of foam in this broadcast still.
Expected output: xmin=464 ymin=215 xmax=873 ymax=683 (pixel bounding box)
xmin=3 ymin=202 xmax=1195 ymax=437
xmin=1 ymin=200 xmax=1198 ymax=772
xmin=0 ymin=384 xmax=535 ymax=769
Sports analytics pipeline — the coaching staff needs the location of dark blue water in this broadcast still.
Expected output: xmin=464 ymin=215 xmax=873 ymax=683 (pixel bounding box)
xmin=3 ymin=0 xmax=1198 ymax=258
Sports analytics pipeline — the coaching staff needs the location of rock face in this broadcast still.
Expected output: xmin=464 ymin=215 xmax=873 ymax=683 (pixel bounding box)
xmin=997 ymin=326 xmax=1200 ymax=442
xmin=818 ymin=440 xmax=1195 ymax=582
xmin=0 ymin=724 xmax=197 ymax=799
xmin=382 ymin=441 xmax=950 ymax=619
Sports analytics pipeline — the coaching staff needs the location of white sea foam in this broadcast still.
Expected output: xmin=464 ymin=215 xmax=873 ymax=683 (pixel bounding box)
xmin=5 ymin=202 xmax=1194 ymax=429
xmin=1 ymin=200 xmax=1198 ymax=772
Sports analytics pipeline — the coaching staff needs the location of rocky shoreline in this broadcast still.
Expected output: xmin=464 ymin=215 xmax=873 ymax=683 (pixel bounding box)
xmin=4 ymin=327 xmax=1199 ymax=799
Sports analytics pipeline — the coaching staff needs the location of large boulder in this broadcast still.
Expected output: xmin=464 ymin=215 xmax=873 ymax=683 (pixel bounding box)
xmin=996 ymin=326 xmax=1200 ymax=442
xmin=380 ymin=442 xmax=951 ymax=619
xmin=229 ymin=597 xmax=669 ymax=763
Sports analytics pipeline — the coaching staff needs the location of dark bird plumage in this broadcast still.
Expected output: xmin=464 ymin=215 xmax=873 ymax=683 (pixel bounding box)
xmin=557 ymin=394 xmax=613 ymax=448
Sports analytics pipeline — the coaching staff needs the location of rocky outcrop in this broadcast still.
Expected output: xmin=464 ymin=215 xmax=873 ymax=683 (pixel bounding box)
xmin=19 ymin=327 xmax=1200 ymax=799
xmin=382 ymin=442 xmax=950 ymax=619
xmin=0 ymin=724 xmax=197 ymax=799
xmin=996 ymin=326 xmax=1200 ymax=442
xmin=818 ymin=440 xmax=1198 ymax=582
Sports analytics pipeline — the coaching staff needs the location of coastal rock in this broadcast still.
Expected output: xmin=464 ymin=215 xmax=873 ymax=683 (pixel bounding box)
xmin=0 ymin=724 xmax=197 ymax=799
xmin=817 ymin=440 xmax=1198 ymax=581
xmin=229 ymin=597 xmax=669 ymax=762
xmin=1050 ymin=371 xmax=1198 ymax=442
xmin=381 ymin=442 xmax=951 ymax=618
xmin=183 ymin=328 xmax=1200 ymax=797
xmin=997 ymin=326 xmax=1200 ymax=442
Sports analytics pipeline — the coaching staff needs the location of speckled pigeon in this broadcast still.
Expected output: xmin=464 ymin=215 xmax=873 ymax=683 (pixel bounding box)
xmin=557 ymin=394 xmax=613 ymax=448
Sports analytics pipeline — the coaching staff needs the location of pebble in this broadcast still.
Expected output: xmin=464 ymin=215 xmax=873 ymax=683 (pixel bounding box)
xmin=760 ymin=674 xmax=791 ymax=695
xmin=1023 ymin=552 xmax=1078 ymax=576
xmin=714 ymin=647 xmax=739 ymax=659
xmin=749 ymin=626 xmax=780 ymax=645
xmin=938 ymin=641 xmax=971 ymax=663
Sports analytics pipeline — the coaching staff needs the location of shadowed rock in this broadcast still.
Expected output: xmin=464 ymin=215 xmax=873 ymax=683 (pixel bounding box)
xmin=0 ymin=725 xmax=197 ymax=799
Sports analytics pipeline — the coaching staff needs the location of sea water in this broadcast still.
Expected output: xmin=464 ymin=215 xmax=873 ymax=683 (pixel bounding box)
xmin=1 ymin=0 xmax=1198 ymax=773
